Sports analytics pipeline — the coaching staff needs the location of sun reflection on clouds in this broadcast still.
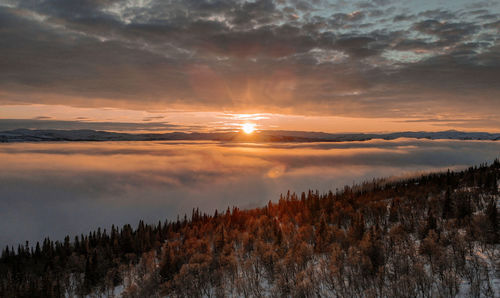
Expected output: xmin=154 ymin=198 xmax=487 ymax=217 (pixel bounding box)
xmin=267 ymin=164 xmax=286 ymax=178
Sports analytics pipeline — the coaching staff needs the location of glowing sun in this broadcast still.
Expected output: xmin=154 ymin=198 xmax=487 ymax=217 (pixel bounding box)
xmin=242 ymin=123 xmax=256 ymax=134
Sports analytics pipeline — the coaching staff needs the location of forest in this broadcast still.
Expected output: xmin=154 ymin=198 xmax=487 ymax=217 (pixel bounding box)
xmin=1 ymin=160 xmax=499 ymax=297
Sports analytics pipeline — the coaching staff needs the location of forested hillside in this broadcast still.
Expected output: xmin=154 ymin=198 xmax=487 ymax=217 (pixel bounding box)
xmin=1 ymin=160 xmax=499 ymax=297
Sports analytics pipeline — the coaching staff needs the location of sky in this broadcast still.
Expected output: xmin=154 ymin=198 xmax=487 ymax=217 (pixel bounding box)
xmin=1 ymin=0 xmax=499 ymax=132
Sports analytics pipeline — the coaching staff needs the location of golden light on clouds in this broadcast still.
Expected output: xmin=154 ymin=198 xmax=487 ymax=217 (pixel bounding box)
xmin=1 ymin=105 xmax=499 ymax=134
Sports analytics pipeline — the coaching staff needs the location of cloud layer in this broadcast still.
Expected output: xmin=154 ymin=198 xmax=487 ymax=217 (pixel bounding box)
xmin=1 ymin=139 xmax=499 ymax=246
xmin=0 ymin=0 xmax=499 ymax=123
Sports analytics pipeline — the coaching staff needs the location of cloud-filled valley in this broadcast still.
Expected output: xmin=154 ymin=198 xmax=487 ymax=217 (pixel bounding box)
xmin=1 ymin=139 xmax=499 ymax=247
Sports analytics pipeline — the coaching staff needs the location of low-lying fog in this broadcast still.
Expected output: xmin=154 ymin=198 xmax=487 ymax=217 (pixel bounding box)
xmin=1 ymin=139 xmax=499 ymax=247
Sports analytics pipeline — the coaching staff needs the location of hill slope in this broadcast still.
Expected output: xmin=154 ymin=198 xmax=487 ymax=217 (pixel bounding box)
xmin=1 ymin=161 xmax=499 ymax=297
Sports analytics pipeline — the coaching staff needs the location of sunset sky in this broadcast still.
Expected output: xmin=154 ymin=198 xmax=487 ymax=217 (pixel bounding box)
xmin=1 ymin=0 xmax=499 ymax=132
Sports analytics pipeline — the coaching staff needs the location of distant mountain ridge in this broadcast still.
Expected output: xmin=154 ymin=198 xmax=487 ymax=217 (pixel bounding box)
xmin=1 ymin=128 xmax=499 ymax=143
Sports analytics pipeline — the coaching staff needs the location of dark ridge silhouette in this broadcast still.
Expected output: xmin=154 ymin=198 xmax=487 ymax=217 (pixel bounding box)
xmin=1 ymin=128 xmax=500 ymax=143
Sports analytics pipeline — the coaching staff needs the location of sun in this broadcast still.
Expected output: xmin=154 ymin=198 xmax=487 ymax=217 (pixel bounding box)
xmin=242 ymin=123 xmax=256 ymax=134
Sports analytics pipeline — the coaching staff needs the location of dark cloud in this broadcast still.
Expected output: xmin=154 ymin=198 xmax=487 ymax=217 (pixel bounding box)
xmin=483 ymin=19 xmax=500 ymax=30
xmin=334 ymin=36 xmax=379 ymax=57
xmin=330 ymin=11 xmax=365 ymax=27
xmin=0 ymin=0 xmax=499 ymax=123
xmin=413 ymin=19 xmax=479 ymax=44
xmin=393 ymin=14 xmax=414 ymax=22
xmin=418 ymin=9 xmax=456 ymax=20
xmin=392 ymin=39 xmax=435 ymax=51
xmin=0 ymin=119 xmax=198 ymax=131
xmin=356 ymin=0 xmax=393 ymax=9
